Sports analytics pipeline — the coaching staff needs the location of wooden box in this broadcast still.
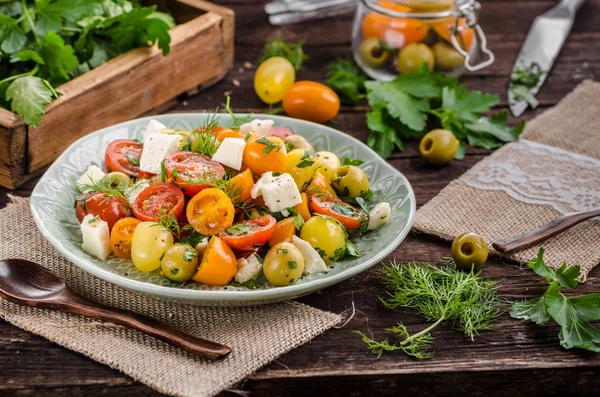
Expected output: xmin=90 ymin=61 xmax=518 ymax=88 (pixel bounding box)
xmin=0 ymin=0 xmax=234 ymax=189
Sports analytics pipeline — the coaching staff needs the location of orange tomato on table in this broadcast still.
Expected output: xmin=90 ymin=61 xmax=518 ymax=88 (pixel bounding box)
xmin=282 ymin=81 xmax=340 ymax=124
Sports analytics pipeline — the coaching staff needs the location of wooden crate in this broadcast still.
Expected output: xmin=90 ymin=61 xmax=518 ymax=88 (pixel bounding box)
xmin=0 ymin=0 xmax=234 ymax=189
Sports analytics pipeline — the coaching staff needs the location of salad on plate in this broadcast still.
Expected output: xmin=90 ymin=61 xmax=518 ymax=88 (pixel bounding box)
xmin=74 ymin=111 xmax=392 ymax=289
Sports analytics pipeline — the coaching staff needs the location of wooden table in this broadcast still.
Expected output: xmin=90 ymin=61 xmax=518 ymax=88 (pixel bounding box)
xmin=2 ymin=1 xmax=600 ymax=395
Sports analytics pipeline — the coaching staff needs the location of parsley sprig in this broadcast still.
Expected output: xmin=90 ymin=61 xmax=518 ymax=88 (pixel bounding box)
xmin=326 ymin=59 xmax=368 ymax=105
xmin=258 ymin=37 xmax=308 ymax=71
xmin=510 ymin=248 xmax=600 ymax=352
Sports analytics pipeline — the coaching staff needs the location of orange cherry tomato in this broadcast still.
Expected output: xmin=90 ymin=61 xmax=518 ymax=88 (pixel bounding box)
xmin=186 ymin=188 xmax=235 ymax=235
xmin=242 ymin=136 xmax=287 ymax=176
xmin=309 ymin=196 xmax=367 ymax=231
xmin=268 ymin=218 xmax=296 ymax=247
xmin=132 ymin=183 xmax=185 ymax=222
xmin=432 ymin=17 xmax=474 ymax=51
xmin=110 ymin=217 xmax=141 ymax=259
xmin=217 ymin=129 xmax=246 ymax=141
xmin=282 ymin=81 xmax=340 ymax=124
xmin=192 ymin=236 xmax=237 ymax=285
xmin=226 ymin=169 xmax=254 ymax=204
xmin=220 ymin=215 xmax=277 ymax=251
xmin=306 ymin=171 xmax=336 ymax=199
xmin=293 ymin=192 xmax=311 ymax=221
xmin=362 ymin=1 xmax=428 ymax=48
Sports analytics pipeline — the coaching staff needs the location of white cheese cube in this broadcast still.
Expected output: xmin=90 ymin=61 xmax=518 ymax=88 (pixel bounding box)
xmin=235 ymin=253 xmax=263 ymax=283
xmin=139 ymin=133 xmax=181 ymax=174
xmin=125 ymin=179 xmax=149 ymax=206
xmin=250 ymin=172 xmax=302 ymax=213
xmin=292 ymin=236 xmax=329 ymax=276
xmin=76 ymin=165 xmax=105 ymax=193
xmin=367 ymin=202 xmax=391 ymax=231
xmin=194 ymin=236 xmax=210 ymax=256
xmin=239 ymin=119 xmax=274 ymax=136
xmin=81 ymin=214 xmax=111 ymax=260
xmin=143 ymin=119 xmax=167 ymax=142
xmin=211 ymin=138 xmax=246 ymax=170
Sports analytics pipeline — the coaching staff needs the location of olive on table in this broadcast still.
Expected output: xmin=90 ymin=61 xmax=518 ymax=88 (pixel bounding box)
xmin=432 ymin=42 xmax=465 ymax=71
xmin=160 ymin=243 xmax=199 ymax=282
xmin=397 ymin=43 xmax=435 ymax=75
xmin=263 ymin=241 xmax=305 ymax=286
xmin=299 ymin=215 xmax=347 ymax=264
xmin=331 ymin=165 xmax=370 ymax=199
xmin=451 ymin=232 xmax=488 ymax=271
xmin=419 ymin=129 xmax=459 ymax=166
xmin=359 ymin=38 xmax=392 ymax=68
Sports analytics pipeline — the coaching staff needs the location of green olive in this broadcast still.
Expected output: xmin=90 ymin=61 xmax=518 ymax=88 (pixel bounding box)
xmin=104 ymin=171 xmax=132 ymax=188
xmin=432 ymin=42 xmax=465 ymax=71
xmin=359 ymin=38 xmax=392 ymax=68
xmin=451 ymin=232 xmax=488 ymax=271
xmin=263 ymin=242 xmax=305 ymax=286
xmin=284 ymin=134 xmax=314 ymax=151
xmin=397 ymin=43 xmax=435 ymax=75
xmin=160 ymin=243 xmax=199 ymax=282
xmin=331 ymin=165 xmax=370 ymax=199
xmin=419 ymin=129 xmax=459 ymax=166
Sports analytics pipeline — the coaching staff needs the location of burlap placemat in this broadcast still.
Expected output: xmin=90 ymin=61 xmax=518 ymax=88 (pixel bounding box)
xmin=414 ymin=80 xmax=600 ymax=281
xmin=0 ymin=196 xmax=341 ymax=397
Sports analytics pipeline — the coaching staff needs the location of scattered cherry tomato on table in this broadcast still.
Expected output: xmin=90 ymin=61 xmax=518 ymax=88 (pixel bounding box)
xmin=282 ymin=81 xmax=340 ymax=123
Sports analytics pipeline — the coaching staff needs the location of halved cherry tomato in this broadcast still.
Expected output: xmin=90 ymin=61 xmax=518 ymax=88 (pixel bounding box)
xmin=306 ymin=171 xmax=336 ymax=198
xmin=362 ymin=1 xmax=428 ymax=48
xmin=110 ymin=217 xmax=141 ymax=259
xmin=293 ymin=192 xmax=311 ymax=221
xmin=220 ymin=215 xmax=277 ymax=251
xmin=76 ymin=192 xmax=132 ymax=230
xmin=243 ymin=136 xmax=287 ymax=176
xmin=226 ymin=169 xmax=254 ymax=204
xmin=267 ymin=126 xmax=294 ymax=139
xmin=309 ymin=196 xmax=366 ymax=231
xmin=268 ymin=218 xmax=296 ymax=247
xmin=283 ymin=81 xmax=340 ymax=124
xmin=164 ymin=152 xmax=225 ymax=197
xmin=132 ymin=183 xmax=185 ymax=222
xmin=192 ymin=236 xmax=237 ymax=285
xmin=105 ymin=139 xmax=143 ymax=177
xmin=186 ymin=188 xmax=235 ymax=235
xmin=432 ymin=17 xmax=474 ymax=51
xmin=193 ymin=125 xmax=223 ymax=136
xmin=217 ymin=129 xmax=246 ymax=141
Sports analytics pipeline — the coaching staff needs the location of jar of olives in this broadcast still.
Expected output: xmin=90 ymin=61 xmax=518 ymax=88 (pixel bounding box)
xmin=352 ymin=0 xmax=494 ymax=80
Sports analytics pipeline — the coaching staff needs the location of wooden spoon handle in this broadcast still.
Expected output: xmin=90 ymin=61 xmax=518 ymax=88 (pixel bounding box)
xmin=60 ymin=296 xmax=231 ymax=360
xmin=492 ymin=209 xmax=600 ymax=254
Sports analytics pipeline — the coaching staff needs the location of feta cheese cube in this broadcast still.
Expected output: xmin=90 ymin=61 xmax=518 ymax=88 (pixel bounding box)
xmin=76 ymin=165 xmax=105 ymax=193
xmin=250 ymin=172 xmax=302 ymax=213
xmin=367 ymin=202 xmax=391 ymax=231
xmin=125 ymin=179 xmax=149 ymax=206
xmin=194 ymin=236 xmax=210 ymax=256
xmin=211 ymin=138 xmax=246 ymax=170
xmin=235 ymin=253 xmax=263 ymax=283
xmin=81 ymin=214 xmax=111 ymax=260
xmin=240 ymin=119 xmax=274 ymax=136
xmin=292 ymin=236 xmax=329 ymax=276
xmin=143 ymin=119 xmax=167 ymax=142
xmin=139 ymin=133 xmax=181 ymax=174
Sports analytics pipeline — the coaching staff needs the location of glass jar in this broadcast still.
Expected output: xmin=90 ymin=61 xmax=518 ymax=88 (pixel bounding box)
xmin=352 ymin=0 xmax=494 ymax=81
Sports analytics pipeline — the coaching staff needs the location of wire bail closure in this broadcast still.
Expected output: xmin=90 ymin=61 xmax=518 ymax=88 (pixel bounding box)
xmin=450 ymin=1 xmax=494 ymax=71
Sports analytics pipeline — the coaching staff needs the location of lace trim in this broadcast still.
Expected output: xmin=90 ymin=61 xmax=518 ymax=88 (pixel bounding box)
xmin=463 ymin=139 xmax=600 ymax=215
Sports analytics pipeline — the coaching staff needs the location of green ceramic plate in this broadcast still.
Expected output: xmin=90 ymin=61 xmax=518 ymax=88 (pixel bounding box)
xmin=30 ymin=114 xmax=415 ymax=306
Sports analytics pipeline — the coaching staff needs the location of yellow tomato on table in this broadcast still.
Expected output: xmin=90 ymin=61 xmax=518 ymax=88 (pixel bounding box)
xmin=254 ymin=57 xmax=295 ymax=104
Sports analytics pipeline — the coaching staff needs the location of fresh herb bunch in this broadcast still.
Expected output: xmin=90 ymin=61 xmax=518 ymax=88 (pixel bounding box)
xmin=356 ymin=259 xmax=501 ymax=359
xmin=366 ymin=66 xmax=525 ymax=159
xmin=326 ymin=59 xmax=368 ymax=106
xmin=258 ymin=37 xmax=308 ymax=71
xmin=0 ymin=0 xmax=175 ymax=127
xmin=509 ymin=62 xmax=544 ymax=109
xmin=510 ymin=248 xmax=600 ymax=352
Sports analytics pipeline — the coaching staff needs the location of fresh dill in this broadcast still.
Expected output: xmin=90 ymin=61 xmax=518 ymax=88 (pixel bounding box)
xmin=190 ymin=109 xmax=221 ymax=157
xmin=225 ymin=96 xmax=253 ymax=129
xmin=79 ymin=173 xmax=127 ymax=202
xmin=152 ymin=211 xmax=192 ymax=240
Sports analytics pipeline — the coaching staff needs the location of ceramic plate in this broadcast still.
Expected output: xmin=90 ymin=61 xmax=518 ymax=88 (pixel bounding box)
xmin=30 ymin=114 xmax=415 ymax=306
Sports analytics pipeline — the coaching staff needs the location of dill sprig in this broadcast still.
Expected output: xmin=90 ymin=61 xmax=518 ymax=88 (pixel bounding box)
xmin=224 ymin=96 xmax=252 ymax=129
xmin=356 ymin=260 xmax=501 ymax=359
xmin=152 ymin=211 xmax=192 ymax=240
xmin=79 ymin=173 xmax=127 ymax=202
xmin=189 ymin=108 xmax=221 ymax=157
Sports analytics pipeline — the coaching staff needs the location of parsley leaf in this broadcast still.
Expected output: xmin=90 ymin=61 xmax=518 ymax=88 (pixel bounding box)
xmin=342 ymin=158 xmax=364 ymax=166
xmin=5 ymin=76 xmax=55 ymax=127
xmin=40 ymin=31 xmax=79 ymax=82
xmin=258 ymin=37 xmax=308 ymax=71
xmin=255 ymin=137 xmax=277 ymax=154
xmin=326 ymin=59 xmax=367 ymax=105
xmin=225 ymin=223 xmax=252 ymax=236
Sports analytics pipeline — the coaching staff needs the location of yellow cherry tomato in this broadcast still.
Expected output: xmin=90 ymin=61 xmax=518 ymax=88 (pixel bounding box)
xmin=263 ymin=242 xmax=305 ymax=286
xmin=192 ymin=236 xmax=237 ymax=285
xmin=269 ymin=218 xmax=297 ymax=247
xmin=315 ymin=151 xmax=341 ymax=181
xmin=299 ymin=215 xmax=347 ymax=264
xmin=293 ymin=192 xmax=311 ymax=221
xmin=285 ymin=149 xmax=321 ymax=191
xmin=110 ymin=217 xmax=141 ymax=259
xmin=131 ymin=222 xmax=174 ymax=272
xmin=254 ymin=57 xmax=296 ymax=104
xmin=282 ymin=81 xmax=340 ymax=124
xmin=186 ymin=188 xmax=235 ymax=236
xmin=226 ymin=169 xmax=254 ymax=205
xmin=243 ymin=136 xmax=287 ymax=176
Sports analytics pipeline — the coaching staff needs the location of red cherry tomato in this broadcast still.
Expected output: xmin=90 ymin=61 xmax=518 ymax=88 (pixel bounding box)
xmin=219 ymin=215 xmax=277 ymax=251
xmin=132 ymin=183 xmax=185 ymax=222
xmin=309 ymin=196 xmax=366 ymax=231
xmin=267 ymin=126 xmax=294 ymax=139
xmin=105 ymin=139 xmax=143 ymax=177
xmin=76 ymin=192 xmax=132 ymax=230
xmin=164 ymin=152 xmax=226 ymax=197
xmin=282 ymin=81 xmax=340 ymax=124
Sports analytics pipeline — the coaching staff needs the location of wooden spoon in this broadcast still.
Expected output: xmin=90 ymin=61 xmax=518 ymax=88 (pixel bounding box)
xmin=492 ymin=209 xmax=600 ymax=254
xmin=0 ymin=259 xmax=231 ymax=361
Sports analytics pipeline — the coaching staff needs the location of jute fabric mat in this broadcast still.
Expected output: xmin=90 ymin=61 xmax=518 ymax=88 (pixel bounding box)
xmin=0 ymin=196 xmax=341 ymax=397
xmin=414 ymin=81 xmax=600 ymax=281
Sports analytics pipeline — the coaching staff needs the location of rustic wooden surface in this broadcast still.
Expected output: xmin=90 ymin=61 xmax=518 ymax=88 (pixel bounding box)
xmin=2 ymin=0 xmax=600 ymax=395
